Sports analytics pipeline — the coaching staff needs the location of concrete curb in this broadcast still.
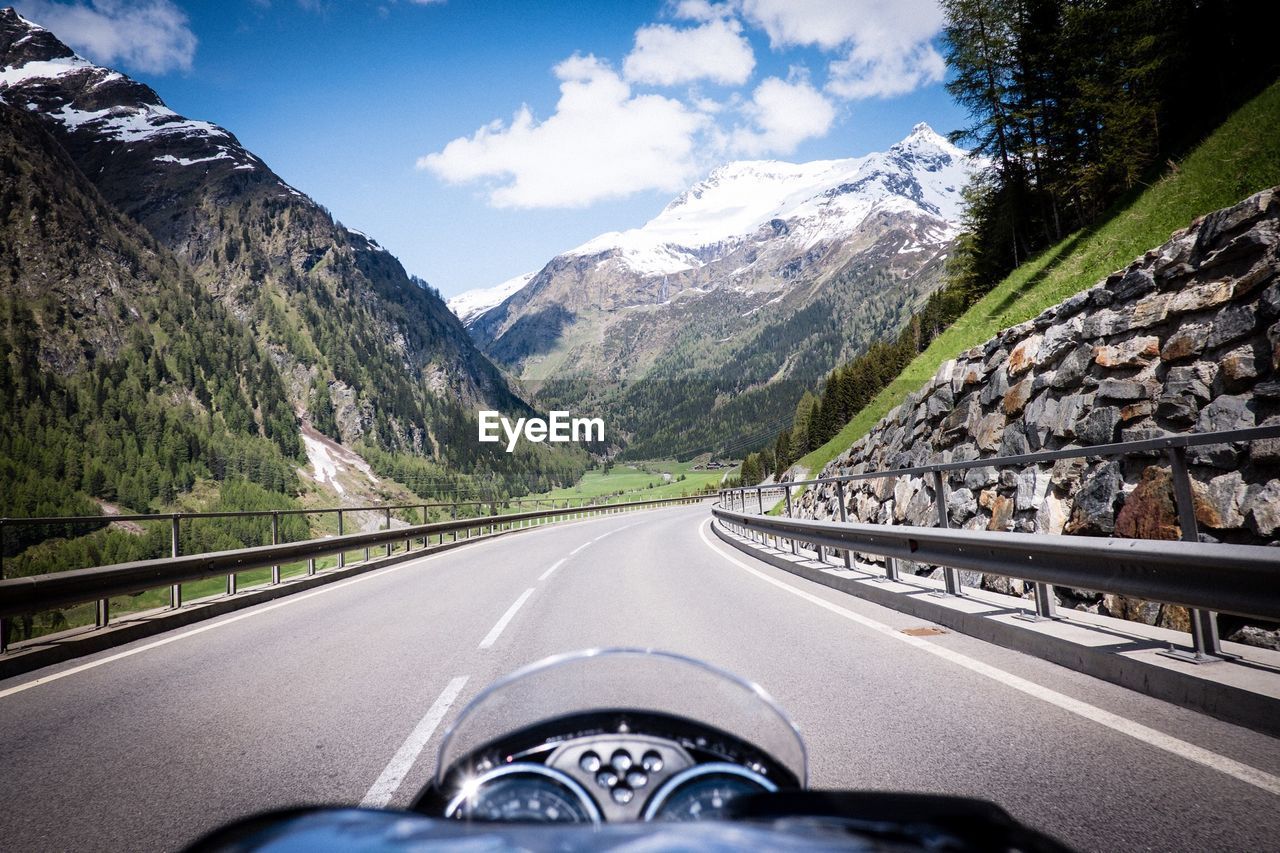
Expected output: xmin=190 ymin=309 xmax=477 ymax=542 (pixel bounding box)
xmin=713 ymin=522 xmax=1280 ymax=738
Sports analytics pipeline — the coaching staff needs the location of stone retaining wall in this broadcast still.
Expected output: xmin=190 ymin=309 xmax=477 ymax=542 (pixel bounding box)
xmin=796 ymin=188 xmax=1280 ymax=646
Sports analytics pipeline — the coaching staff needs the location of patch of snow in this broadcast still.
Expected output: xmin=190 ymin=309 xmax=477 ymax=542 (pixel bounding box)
xmin=154 ymin=152 xmax=232 ymax=167
xmin=303 ymin=434 xmax=344 ymax=496
xmin=0 ymin=56 xmax=94 ymax=86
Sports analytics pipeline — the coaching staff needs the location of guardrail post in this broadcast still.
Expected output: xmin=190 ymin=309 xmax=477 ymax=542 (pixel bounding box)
xmin=1163 ymin=446 xmax=1230 ymax=663
xmin=385 ymin=508 xmax=393 ymax=557
xmin=932 ymin=471 xmax=962 ymax=596
xmin=96 ymin=597 xmax=109 ymax=629
xmin=337 ymin=510 xmax=345 ymax=569
xmin=835 ymin=481 xmax=852 ymax=569
xmin=757 ymin=487 xmax=766 ymax=546
xmin=170 ymin=514 xmax=182 ymax=608
xmin=783 ymin=485 xmax=798 ymax=556
xmin=271 ymin=512 xmax=281 ymax=585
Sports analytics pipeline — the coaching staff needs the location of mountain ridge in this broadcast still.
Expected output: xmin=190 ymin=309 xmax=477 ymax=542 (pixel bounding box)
xmin=0 ymin=7 xmax=522 ymax=451
xmin=450 ymin=123 xmax=973 ymax=329
xmin=0 ymin=6 xmax=591 ymax=502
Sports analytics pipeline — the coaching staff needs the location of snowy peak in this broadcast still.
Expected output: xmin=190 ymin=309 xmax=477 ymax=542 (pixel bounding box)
xmin=562 ymin=123 xmax=978 ymax=276
xmin=449 ymin=271 xmax=536 ymax=326
xmin=0 ymin=7 xmax=260 ymax=172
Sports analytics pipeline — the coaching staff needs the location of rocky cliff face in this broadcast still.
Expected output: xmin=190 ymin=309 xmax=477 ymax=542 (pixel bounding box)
xmin=797 ymin=188 xmax=1280 ymax=645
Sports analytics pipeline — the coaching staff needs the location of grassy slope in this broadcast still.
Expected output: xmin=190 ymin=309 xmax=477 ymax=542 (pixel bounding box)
xmin=529 ymin=459 xmax=733 ymax=503
xmin=797 ymin=80 xmax=1280 ymax=478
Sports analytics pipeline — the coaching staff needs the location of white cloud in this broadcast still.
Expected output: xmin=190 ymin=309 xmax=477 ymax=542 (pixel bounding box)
xmin=15 ymin=0 xmax=197 ymax=74
xmin=419 ymin=55 xmax=709 ymax=209
xmin=828 ymin=41 xmax=945 ymax=99
xmin=623 ymin=17 xmax=754 ymax=87
xmin=738 ymin=0 xmax=945 ymax=99
xmin=671 ymin=0 xmax=734 ymax=22
xmin=728 ymin=75 xmax=835 ymax=156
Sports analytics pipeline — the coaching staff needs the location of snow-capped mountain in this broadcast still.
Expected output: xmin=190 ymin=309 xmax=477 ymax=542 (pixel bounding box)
xmin=566 ymin=123 xmax=970 ymax=277
xmin=459 ymin=123 xmax=978 ymax=457
xmin=448 ymin=271 xmax=535 ymax=325
xmin=469 ymin=124 xmax=977 ymax=367
xmin=0 ymin=6 xmax=523 ymax=448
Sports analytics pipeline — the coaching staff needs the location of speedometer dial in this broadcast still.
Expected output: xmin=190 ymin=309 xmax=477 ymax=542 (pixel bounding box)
xmin=446 ymin=764 xmax=601 ymax=824
xmin=643 ymin=762 xmax=777 ymax=822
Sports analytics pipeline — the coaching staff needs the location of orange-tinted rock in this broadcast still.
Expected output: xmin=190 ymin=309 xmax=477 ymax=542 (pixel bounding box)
xmin=1002 ymin=378 xmax=1033 ymax=415
xmin=1115 ymin=466 xmax=1181 ymax=540
xmin=987 ymin=495 xmax=1014 ymax=531
xmin=1160 ymin=322 xmax=1208 ymax=361
xmin=1120 ymin=401 xmax=1154 ymax=422
xmin=1007 ymin=334 xmax=1043 ymax=375
xmin=1094 ymin=336 xmax=1160 ymax=368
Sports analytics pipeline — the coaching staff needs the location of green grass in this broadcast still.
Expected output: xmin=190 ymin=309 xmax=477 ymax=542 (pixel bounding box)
xmin=796 ymin=79 xmax=1280 ymax=479
xmin=527 ymin=459 xmax=733 ymax=503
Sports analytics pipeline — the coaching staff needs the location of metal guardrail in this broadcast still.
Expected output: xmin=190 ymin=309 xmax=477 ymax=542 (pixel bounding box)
xmin=716 ymin=425 xmax=1280 ymax=663
xmin=0 ymin=494 xmax=711 ymax=615
xmin=0 ymin=494 xmax=707 ymax=652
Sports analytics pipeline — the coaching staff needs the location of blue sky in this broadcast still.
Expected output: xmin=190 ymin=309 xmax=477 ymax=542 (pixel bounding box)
xmin=14 ymin=0 xmax=967 ymax=297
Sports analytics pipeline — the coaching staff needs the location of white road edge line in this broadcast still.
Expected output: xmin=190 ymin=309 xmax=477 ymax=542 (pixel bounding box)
xmin=698 ymin=520 xmax=1280 ymax=798
xmin=538 ymin=559 xmax=567 ymax=582
xmin=478 ymin=588 xmax=535 ymax=649
xmin=360 ymin=675 xmax=469 ymax=808
xmin=0 ymin=547 xmax=462 ymax=701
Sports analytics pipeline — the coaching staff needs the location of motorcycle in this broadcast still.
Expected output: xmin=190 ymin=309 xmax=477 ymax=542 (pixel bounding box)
xmin=189 ymin=648 xmax=1073 ymax=851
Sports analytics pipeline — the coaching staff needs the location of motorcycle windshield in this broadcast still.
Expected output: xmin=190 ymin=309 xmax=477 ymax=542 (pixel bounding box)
xmin=437 ymin=648 xmax=807 ymax=786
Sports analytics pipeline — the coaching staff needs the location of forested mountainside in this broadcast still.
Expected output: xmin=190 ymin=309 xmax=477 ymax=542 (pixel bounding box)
xmin=0 ymin=101 xmax=301 ymax=539
xmin=0 ymin=8 xmax=590 ymax=512
xmin=0 ymin=9 xmax=509 ymax=447
xmin=460 ymin=125 xmax=976 ymax=459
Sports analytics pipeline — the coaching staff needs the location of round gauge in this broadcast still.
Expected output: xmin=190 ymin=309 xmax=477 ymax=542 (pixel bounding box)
xmin=643 ymin=762 xmax=777 ymax=822
xmin=445 ymin=764 xmax=601 ymax=824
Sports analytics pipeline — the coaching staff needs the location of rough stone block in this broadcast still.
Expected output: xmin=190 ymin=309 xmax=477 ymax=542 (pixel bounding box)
xmin=1077 ymin=406 xmax=1120 ymax=445
xmin=1002 ymin=378 xmax=1033 ymax=415
xmin=1169 ymin=280 xmax=1233 ymax=315
xmin=1160 ymin=321 xmax=1209 ymax=361
xmin=1094 ymin=336 xmax=1160 ymax=368
xmin=973 ymin=412 xmax=1006 ymax=452
xmin=1007 ymin=334 xmax=1043 ymax=375
xmin=1206 ymin=303 xmax=1258 ymax=350
xmin=1245 ymin=481 xmax=1280 ymax=536
xmin=1081 ymin=309 xmax=1127 ymax=339
xmin=1096 ymin=379 xmax=1153 ymax=401
xmin=1220 ymin=344 xmax=1259 ymax=384
xmin=1196 ymin=394 xmax=1257 ymax=433
xmin=1191 ymin=471 xmax=1247 ymax=529
xmin=1115 ymin=466 xmax=1181 ymax=540
xmin=1065 ymin=461 xmax=1123 ymax=535
xmin=1127 ymin=292 xmax=1171 ymax=329
xmin=1037 ymin=316 xmax=1082 ymax=365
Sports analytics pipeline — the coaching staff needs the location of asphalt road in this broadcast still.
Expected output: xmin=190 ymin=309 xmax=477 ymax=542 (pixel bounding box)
xmin=2 ymin=504 xmax=1278 ymax=852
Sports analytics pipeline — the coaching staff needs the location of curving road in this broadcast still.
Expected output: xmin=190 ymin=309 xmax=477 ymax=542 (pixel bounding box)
xmin=1 ymin=504 xmax=1278 ymax=851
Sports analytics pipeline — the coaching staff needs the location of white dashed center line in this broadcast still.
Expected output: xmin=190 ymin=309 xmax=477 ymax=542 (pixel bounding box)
xmin=478 ymin=588 xmax=535 ymax=649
